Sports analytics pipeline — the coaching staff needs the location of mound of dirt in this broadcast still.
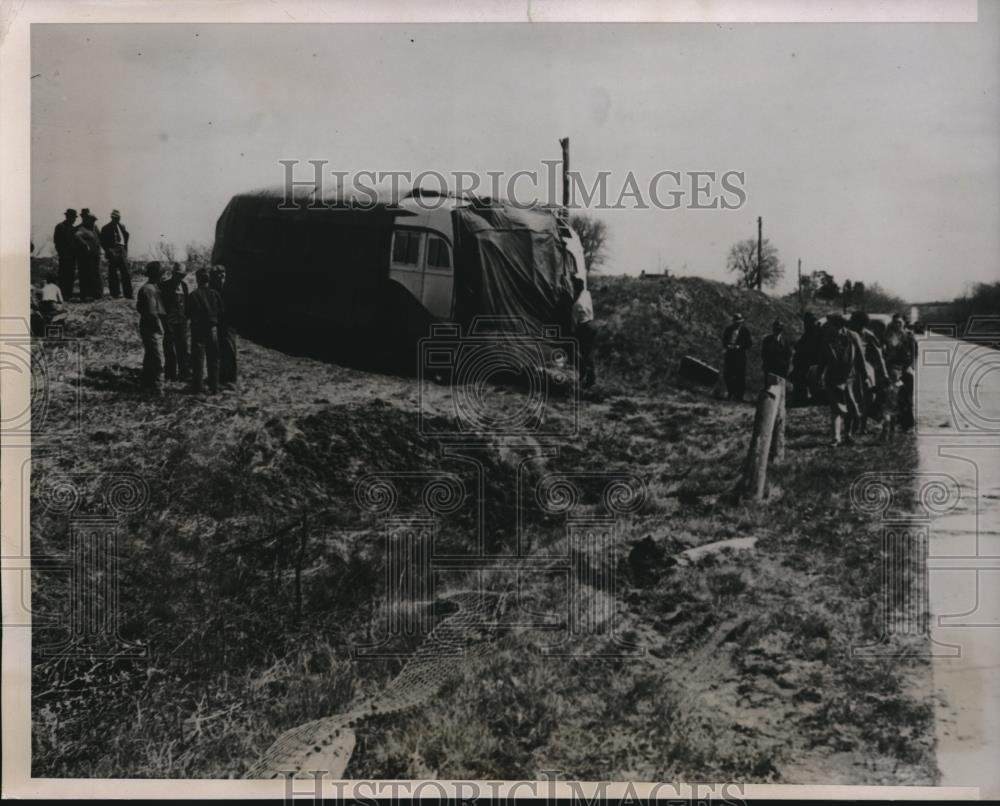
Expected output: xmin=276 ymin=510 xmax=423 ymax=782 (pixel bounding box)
xmin=592 ymin=275 xmax=805 ymax=394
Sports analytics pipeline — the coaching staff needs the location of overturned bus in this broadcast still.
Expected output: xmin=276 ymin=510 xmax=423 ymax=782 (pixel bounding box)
xmin=210 ymin=187 xmax=587 ymax=367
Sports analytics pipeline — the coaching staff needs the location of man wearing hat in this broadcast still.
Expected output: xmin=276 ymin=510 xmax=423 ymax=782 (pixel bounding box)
xmin=53 ymin=209 xmax=79 ymax=299
xmin=721 ymin=313 xmax=753 ymax=401
xmin=74 ymin=208 xmax=103 ymax=301
xmin=100 ymin=209 xmax=132 ymax=299
xmin=761 ymin=319 xmax=792 ymax=380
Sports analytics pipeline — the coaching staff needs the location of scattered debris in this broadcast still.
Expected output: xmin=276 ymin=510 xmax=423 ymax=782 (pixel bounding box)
xmin=676 ymin=536 xmax=759 ymax=564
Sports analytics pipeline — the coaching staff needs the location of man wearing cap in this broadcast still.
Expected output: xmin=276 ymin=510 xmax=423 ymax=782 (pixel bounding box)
xmin=188 ymin=268 xmax=224 ymax=395
xmin=53 ymin=209 xmax=79 ymax=299
xmin=74 ymin=209 xmax=103 ymax=301
xmin=136 ymin=262 xmax=167 ymax=395
xmin=159 ymin=262 xmax=191 ymax=383
xmin=100 ymin=209 xmax=132 ymax=299
xmin=721 ymin=313 xmax=753 ymax=401
xmin=761 ymin=319 xmax=792 ymax=380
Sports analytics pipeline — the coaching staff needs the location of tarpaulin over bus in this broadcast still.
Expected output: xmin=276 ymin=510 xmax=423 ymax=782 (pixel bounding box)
xmin=452 ymin=202 xmax=576 ymax=334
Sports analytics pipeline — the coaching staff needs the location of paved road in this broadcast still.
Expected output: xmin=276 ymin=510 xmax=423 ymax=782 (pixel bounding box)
xmin=915 ymin=333 xmax=1000 ymax=797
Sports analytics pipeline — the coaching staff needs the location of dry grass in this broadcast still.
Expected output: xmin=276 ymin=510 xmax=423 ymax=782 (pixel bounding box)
xmin=29 ymin=272 xmax=935 ymax=784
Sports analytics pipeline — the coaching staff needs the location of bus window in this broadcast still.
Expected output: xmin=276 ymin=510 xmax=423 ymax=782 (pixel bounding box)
xmin=392 ymin=230 xmax=421 ymax=265
xmin=426 ymin=235 xmax=451 ymax=270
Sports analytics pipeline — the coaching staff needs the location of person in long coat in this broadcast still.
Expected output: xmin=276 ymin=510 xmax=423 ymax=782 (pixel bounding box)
xmin=823 ymin=313 xmax=867 ymax=446
xmin=74 ymin=209 xmax=103 ymax=301
xmin=721 ymin=313 xmax=753 ymax=401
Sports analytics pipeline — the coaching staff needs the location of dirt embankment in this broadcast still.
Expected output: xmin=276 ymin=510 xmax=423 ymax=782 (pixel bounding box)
xmin=29 ymin=277 xmax=935 ymax=785
xmin=592 ymin=275 xmax=806 ymax=394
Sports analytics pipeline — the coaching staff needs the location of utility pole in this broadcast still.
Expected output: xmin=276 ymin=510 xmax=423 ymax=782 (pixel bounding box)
xmin=559 ymin=137 xmax=570 ymax=211
xmin=797 ymin=258 xmax=802 ymax=310
xmin=756 ymin=216 xmax=763 ymax=290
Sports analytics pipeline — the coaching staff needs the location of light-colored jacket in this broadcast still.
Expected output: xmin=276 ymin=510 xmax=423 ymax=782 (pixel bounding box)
xmin=573 ymin=288 xmax=594 ymax=326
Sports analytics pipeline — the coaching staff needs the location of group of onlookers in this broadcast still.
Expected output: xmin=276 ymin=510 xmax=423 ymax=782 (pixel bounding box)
xmin=53 ymin=207 xmax=132 ymax=301
xmin=36 ymin=206 xmax=238 ymax=398
xmin=136 ymin=262 xmax=237 ymax=397
xmin=721 ymin=310 xmax=918 ymax=446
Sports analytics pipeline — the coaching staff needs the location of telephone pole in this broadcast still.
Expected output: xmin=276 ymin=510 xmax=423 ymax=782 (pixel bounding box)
xmin=559 ymin=137 xmax=570 ymax=211
xmin=756 ymin=216 xmax=763 ymax=290
xmin=797 ymin=258 xmax=802 ymax=310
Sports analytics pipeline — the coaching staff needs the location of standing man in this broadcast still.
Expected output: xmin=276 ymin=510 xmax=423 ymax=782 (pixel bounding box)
xmin=571 ymin=276 xmax=597 ymax=389
xmin=53 ymin=209 xmax=78 ymax=299
xmin=790 ymin=311 xmax=825 ymax=405
xmin=100 ymin=209 xmax=133 ymax=299
xmin=823 ymin=313 xmax=867 ymax=447
xmin=160 ymin=262 xmax=191 ymax=383
xmin=761 ymin=319 xmax=792 ymax=380
xmin=849 ymin=310 xmax=889 ymax=434
xmin=136 ymin=262 xmax=166 ymax=396
xmin=210 ymin=265 xmax=238 ymax=389
xmin=721 ymin=313 xmax=752 ymax=401
xmin=74 ymin=209 xmax=103 ymax=301
xmin=188 ymin=268 xmax=223 ymax=395
xmin=883 ymin=313 xmax=918 ymax=431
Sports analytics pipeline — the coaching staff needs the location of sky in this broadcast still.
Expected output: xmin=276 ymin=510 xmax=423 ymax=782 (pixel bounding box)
xmin=31 ymin=15 xmax=999 ymax=303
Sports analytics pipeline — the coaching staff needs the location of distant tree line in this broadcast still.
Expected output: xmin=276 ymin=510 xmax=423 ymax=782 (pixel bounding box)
xmin=939 ymin=282 xmax=1000 ymax=331
xmin=723 ymin=235 xmax=907 ymax=313
xmin=795 ymin=270 xmax=907 ymax=313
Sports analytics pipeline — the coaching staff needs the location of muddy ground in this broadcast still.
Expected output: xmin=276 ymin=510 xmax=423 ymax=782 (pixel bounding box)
xmin=30 ymin=286 xmax=935 ymax=784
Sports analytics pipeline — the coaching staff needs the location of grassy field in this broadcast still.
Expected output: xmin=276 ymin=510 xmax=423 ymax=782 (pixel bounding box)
xmin=29 ymin=274 xmax=936 ymax=784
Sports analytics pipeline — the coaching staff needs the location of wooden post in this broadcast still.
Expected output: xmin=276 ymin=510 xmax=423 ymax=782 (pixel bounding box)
xmin=559 ymin=137 xmax=570 ymax=209
xmin=770 ymin=378 xmax=786 ymax=464
xmin=743 ymin=373 xmax=784 ymax=500
xmin=756 ymin=216 xmax=763 ymax=290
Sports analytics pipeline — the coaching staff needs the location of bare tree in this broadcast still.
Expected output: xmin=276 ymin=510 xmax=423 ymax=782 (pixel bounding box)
xmin=184 ymin=241 xmax=213 ymax=271
xmin=726 ymin=238 xmax=784 ymax=289
xmin=569 ymin=214 xmax=609 ymax=273
xmin=148 ymin=240 xmax=177 ymax=264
